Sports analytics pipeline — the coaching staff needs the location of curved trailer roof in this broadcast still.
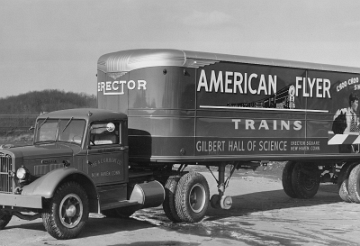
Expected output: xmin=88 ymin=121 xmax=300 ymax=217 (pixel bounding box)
xmin=98 ymin=49 xmax=360 ymax=74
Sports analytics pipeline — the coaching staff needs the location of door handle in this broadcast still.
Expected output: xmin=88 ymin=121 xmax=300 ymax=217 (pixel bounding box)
xmin=119 ymin=146 xmax=129 ymax=151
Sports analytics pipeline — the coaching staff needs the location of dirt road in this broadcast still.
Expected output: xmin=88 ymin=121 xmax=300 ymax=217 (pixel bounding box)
xmin=1 ymin=171 xmax=360 ymax=246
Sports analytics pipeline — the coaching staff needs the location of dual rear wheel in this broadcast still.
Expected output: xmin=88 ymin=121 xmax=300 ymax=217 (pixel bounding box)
xmin=163 ymin=172 xmax=210 ymax=223
xmin=283 ymin=161 xmax=360 ymax=203
xmin=337 ymin=163 xmax=360 ymax=203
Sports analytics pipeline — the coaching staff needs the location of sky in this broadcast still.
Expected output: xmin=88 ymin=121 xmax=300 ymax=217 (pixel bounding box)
xmin=1 ymin=0 xmax=360 ymax=98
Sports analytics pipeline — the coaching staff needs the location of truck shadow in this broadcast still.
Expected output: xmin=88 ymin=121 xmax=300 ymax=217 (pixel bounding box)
xmin=5 ymin=215 xmax=157 ymax=238
xmin=80 ymin=216 xmax=156 ymax=238
xmin=205 ymin=184 xmax=342 ymax=221
xmin=4 ymin=185 xmax=344 ymax=239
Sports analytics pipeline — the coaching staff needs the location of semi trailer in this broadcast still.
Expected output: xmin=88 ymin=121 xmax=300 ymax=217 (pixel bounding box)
xmin=1 ymin=49 xmax=360 ymax=239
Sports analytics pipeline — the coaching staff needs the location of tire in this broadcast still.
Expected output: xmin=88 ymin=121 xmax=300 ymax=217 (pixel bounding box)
xmin=0 ymin=210 xmax=12 ymax=229
xmin=282 ymin=161 xmax=297 ymax=198
xmin=102 ymin=207 xmax=136 ymax=218
xmin=175 ymin=172 xmax=210 ymax=223
xmin=291 ymin=162 xmax=320 ymax=199
xmin=163 ymin=175 xmax=182 ymax=222
xmin=339 ymin=181 xmax=352 ymax=202
xmin=347 ymin=164 xmax=360 ymax=203
xmin=42 ymin=182 xmax=89 ymax=239
xmin=337 ymin=162 xmax=358 ymax=202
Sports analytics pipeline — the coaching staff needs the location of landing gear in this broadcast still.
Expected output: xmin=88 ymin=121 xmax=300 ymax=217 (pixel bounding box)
xmin=207 ymin=164 xmax=236 ymax=210
xmin=210 ymin=194 xmax=232 ymax=210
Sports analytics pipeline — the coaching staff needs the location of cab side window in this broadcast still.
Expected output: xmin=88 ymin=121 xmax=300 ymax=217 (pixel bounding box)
xmin=90 ymin=122 xmax=119 ymax=146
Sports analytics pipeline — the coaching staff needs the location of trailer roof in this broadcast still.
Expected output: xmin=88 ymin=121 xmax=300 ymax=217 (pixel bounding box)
xmin=97 ymin=49 xmax=360 ymax=74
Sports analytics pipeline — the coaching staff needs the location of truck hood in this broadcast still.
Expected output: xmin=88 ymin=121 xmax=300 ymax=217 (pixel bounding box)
xmin=5 ymin=143 xmax=78 ymax=160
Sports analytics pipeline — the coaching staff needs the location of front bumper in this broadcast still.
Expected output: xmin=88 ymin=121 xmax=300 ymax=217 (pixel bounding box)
xmin=0 ymin=193 xmax=43 ymax=209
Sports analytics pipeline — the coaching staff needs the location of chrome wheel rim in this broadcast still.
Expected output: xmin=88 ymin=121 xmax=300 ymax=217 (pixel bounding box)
xmin=189 ymin=184 xmax=206 ymax=213
xmin=59 ymin=193 xmax=83 ymax=228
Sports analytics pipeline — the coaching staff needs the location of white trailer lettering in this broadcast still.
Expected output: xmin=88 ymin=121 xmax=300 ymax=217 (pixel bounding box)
xmin=295 ymin=76 xmax=331 ymax=98
xmin=98 ymin=80 xmax=147 ymax=95
xmin=197 ymin=69 xmax=277 ymax=96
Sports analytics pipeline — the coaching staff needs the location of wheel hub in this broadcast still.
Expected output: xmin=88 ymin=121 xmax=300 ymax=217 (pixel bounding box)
xmin=65 ymin=205 xmax=77 ymax=217
xmin=59 ymin=193 xmax=83 ymax=228
xmin=189 ymin=184 xmax=206 ymax=213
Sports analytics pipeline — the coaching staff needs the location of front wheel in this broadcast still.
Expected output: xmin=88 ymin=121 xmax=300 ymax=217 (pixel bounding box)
xmin=42 ymin=182 xmax=89 ymax=239
xmin=175 ymin=172 xmax=210 ymax=223
xmin=0 ymin=210 xmax=12 ymax=229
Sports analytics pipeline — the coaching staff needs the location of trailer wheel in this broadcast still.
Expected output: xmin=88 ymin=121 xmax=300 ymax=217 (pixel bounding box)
xmin=337 ymin=162 xmax=357 ymax=202
xmin=339 ymin=181 xmax=352 ymax=202
xmin=282 ymin=161 xmax=298 ymax=198
xmin=0 ymin=210 xmax=12 ymax=229
xmin=291 ymin=162 xmax=320 ymax=199
xmin=175 ymin=172 xmax=210 ymax=222
xmin=163 ymin=175 xmax=182 ymax=222
xmin=42 ymin=182 xmax=89 ymax=239
xmin=102 ymin=207 xmax=137 ymax=218
xmin=347 ymin=164 xmax=360 ymax=203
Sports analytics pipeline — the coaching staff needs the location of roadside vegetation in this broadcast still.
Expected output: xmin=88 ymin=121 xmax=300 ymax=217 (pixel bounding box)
xmin=0 ymin=90 xmax=96 ymax=145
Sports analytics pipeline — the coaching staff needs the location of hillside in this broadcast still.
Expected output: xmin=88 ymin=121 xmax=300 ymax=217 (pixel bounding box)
xmin=0 ymin=90 xmax=97 ymax=145
xmin=0 ymin=89 xmax=96 ymax=114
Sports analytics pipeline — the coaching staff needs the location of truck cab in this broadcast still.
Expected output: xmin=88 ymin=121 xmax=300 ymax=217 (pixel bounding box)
xmin=0 ymin=108 xmax=165 ymax=239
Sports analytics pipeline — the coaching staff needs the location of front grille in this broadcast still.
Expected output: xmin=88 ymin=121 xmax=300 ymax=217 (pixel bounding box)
xmin=0 ymin=152 xmax=13 ymax=193
xmin=34 ymin=163 xmax=63 ymax=176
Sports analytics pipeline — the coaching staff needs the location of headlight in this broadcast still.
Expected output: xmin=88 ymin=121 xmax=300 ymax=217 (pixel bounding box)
xmin=16 ymin=167 xmax=28 ymax=180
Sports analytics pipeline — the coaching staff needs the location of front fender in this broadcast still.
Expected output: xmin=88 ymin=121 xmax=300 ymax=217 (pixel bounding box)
xmin=21 ymin=168 xmax=96 ymax=199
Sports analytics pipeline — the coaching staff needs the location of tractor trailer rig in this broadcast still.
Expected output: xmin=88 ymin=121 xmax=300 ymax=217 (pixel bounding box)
xmin=1 ymin=49 xmax=360 ymax=239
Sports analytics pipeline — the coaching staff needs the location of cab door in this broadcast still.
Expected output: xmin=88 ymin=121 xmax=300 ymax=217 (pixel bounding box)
xmin=86 ymin=121 xmax=128 ymax=186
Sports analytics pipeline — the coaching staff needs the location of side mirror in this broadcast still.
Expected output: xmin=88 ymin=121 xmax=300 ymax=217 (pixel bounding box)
xmin=29 ymin=126 xmax=35 ymax=131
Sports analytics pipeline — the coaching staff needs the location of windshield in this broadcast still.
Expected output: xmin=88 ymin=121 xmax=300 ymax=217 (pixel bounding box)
xmin=35 ymin=119 xmax=86 ymax=145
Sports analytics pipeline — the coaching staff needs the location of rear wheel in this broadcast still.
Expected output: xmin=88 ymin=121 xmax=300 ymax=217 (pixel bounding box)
xmin=42 ymin=182 xmax=89 ymax=239
xmin=163 ymin=175 xmax=181 ymax=222
xmin=347 ymin=164 xmax=360 ymax=203
xmin=0 ymin=210 xmax=12 ymax=229
xmin=282 ymin=161 xmax=297 ymax=198
xmin=291 ymin=162 xmax=320 ymax=199
xmin=337 ymin=162 xmax=358 ymax=202
xmin=175 ymin=172 xmax=210 ymax=223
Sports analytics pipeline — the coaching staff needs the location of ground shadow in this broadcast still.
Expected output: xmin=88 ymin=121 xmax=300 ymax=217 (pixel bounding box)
xmin=205 ymin=184 xmax=342 ymax=221
xmin=4 ymin=184 xmax=344 ymax=240
xmin=5 ymin=215 xmax=156 ymax=239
